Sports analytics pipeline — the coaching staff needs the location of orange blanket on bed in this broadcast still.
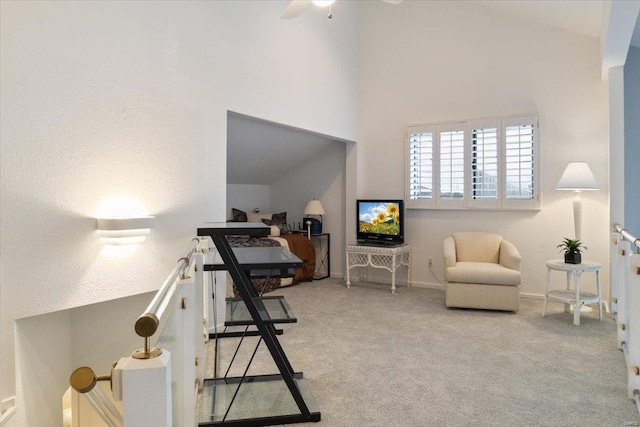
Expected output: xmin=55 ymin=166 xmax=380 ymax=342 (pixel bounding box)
xmin=280 ymin=233 xmax=316 ymax=283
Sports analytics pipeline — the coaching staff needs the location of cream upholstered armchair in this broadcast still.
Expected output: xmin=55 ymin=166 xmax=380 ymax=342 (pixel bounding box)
xmin=443 ymin=232 xmax=522 ymax=312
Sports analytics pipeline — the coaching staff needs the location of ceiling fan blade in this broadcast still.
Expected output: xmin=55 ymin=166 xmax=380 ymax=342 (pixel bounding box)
xmin=381 ymin=0 xmax=404 ymax=4
xmin=280 ymin=0 xmax=311 ymax=19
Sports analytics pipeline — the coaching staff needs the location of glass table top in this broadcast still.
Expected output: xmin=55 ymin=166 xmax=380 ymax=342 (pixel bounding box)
xmin=204 ymin=247 xmax=303 ymax=271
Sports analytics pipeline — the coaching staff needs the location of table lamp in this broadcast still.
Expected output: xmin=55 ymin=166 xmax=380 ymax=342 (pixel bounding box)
xmin=304 ymin=199 xmax=325 ymax=238
xmin=556 ymin=162 xmax=599 ymax=241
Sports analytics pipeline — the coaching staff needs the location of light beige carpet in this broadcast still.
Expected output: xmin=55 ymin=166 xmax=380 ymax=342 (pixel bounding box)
xmin=203 ymin=278 xmax=639 ymax=426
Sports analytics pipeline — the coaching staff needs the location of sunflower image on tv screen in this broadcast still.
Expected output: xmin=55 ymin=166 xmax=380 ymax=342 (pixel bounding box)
xmin=358 ymin=202 xmax=400 ymax=235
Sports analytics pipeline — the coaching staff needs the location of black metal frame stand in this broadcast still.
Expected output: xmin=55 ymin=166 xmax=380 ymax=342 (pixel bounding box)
xmin=198 ymin=225 xmax=320 ymax=427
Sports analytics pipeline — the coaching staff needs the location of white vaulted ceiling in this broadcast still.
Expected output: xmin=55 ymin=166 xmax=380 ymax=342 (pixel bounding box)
xmin=476 ymin=0 xmax=639 ymax=48
xmin=475 ymin=1 xmax=604 ymax=39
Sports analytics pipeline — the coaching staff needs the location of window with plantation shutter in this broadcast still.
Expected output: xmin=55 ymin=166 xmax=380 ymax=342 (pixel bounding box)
xmin=406 ymin=125 xmax=436 ymax=208
xmin=469 ymin=119 xmax=500 ymax=208
xmin=502 ymin=115 xmax=538 ymax=208
xmin=438 ymin=126 xmax=465 ymax=207
xmin=405 ymin=114 xmax=539 ymax=210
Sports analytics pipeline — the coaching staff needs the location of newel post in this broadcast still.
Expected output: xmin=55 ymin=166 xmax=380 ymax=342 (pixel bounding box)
xmin=112 ymin=351 xmax=172 ymax=427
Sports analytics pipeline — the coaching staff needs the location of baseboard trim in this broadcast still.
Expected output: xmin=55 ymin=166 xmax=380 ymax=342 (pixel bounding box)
xmin=520 ymin=292 xmax=545 ymax=300
xmin=1 ymin=396 xmax=16 ymax=426
xmin=409 ymin=281 xmax=444 ymax=290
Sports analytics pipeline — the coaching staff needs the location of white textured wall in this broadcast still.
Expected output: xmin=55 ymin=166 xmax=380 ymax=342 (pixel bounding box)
xmin=358 ymin=2 xmax=610 ymax=296
xmin=14 ymin=311 xmax=72 ymax=427
xmin=0 ymin=1 xmax=359 ymax=424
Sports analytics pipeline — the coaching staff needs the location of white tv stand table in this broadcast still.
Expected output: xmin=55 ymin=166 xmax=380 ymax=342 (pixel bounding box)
xmin=345 ymin=243 xmax=411 ymax=294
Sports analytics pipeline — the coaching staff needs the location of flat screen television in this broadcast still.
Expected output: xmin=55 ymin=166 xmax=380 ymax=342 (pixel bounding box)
xmin=356 ymin=199 xmax=404 ymax=246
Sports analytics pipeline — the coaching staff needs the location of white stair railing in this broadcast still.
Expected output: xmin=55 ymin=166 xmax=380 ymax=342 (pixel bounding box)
xmin=69 ymin=237 xmax=209 ymax=426
xmin=611 ymin=224 xmax=640 ymax=414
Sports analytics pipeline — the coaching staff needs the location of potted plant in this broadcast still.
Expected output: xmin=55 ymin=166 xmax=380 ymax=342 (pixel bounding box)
xmin=557 ymin=238 xmax=587 ymax=264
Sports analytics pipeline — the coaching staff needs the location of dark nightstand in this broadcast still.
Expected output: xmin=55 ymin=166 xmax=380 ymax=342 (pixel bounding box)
xmin=309 ymin=233 xmax=330 ymax=280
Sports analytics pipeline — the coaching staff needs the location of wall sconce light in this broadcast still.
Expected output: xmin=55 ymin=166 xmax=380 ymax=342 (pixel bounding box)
xmin=556 ymin=161 xmax=599 ymax=241
xmin=96 ymin=216 xmax=156 ymax=245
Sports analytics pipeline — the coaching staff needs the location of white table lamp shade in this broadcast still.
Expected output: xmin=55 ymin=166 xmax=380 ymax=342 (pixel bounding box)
xmin=304 ymin=200 xmax=325 ymax=216
xmin=556 ymin=162 xmax=599 ymax=190
xmin=556 ymin=162 xmax=599 ymax=241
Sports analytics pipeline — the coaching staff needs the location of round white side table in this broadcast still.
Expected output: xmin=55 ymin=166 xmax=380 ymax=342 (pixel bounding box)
xmin=542 ymin=259 xmax=603 ymax=326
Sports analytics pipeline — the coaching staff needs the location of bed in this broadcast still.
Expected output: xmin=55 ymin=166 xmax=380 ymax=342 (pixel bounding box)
xmin=226 ymin=209 xmax=316 ymax=295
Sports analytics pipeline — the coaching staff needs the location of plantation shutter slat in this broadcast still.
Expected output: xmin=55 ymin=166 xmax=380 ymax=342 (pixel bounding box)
xmin=439 ymin=129 xmax=464 ymax=202
xmin=406 ymin=125 xmax=437 ymax=208
xmin=471 ymin=126 xmax=498 ymax=201
xmin=408 ymin=132 xmax=434 ymax=200
xmin=505 ymin=123 xmax=535 ymax=200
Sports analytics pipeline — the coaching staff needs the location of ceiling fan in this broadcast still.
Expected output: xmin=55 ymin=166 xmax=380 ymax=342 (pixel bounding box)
xmin=281 ymin=0 xmax=404 ymax=20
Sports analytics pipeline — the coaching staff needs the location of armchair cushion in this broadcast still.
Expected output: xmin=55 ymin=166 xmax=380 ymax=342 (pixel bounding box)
xmin=446 ymin=262 xmax=521 ymax=286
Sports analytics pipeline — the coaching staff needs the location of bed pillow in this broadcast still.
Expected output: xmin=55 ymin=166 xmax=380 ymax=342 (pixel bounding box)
xmin=271 ymin=212 xmax=287 ymax=224
xmin=231 ymin=208 xmax=247 ymax=222
xmin=265 ymin=212 xmax=287 ymax=231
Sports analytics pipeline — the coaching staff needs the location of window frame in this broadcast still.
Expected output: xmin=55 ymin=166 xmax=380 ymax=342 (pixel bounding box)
xmin=404 ymin=114 xmax=540 ymax=210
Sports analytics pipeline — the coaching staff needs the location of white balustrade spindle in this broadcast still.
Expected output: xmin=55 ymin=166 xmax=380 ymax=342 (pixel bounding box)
xmin=628 ymin=254 xmax=640 ymax=408
xmin=611 ymin=226 xmax=640 ymax=414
